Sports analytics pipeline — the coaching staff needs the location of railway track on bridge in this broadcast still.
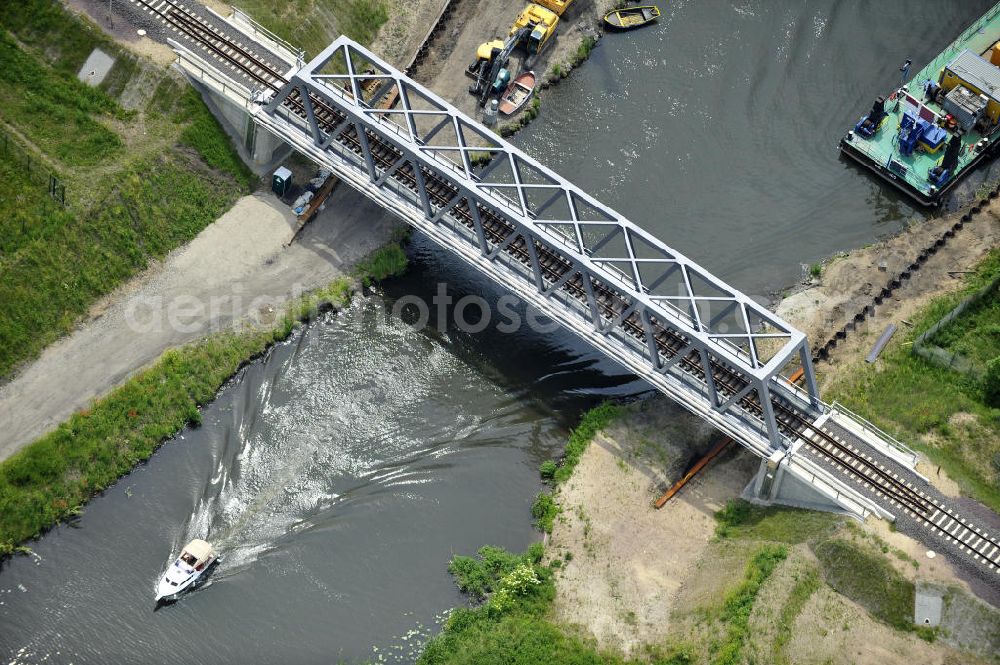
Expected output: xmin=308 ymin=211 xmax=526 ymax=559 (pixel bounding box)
xmin=134 ymin=0 xmax=1000 ymax=575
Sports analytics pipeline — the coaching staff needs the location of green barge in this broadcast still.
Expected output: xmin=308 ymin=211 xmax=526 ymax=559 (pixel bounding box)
xmin=840 ymin=2 xmax=1000 ymax=206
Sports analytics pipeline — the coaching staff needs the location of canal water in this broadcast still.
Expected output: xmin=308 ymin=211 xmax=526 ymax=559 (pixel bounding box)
xmin=2 ymin=1 xmax=995 ymax=663
xmin=519 ymin=0 xmax=998 ymax=296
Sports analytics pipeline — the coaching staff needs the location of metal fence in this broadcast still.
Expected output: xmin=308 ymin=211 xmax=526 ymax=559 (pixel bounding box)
xmin=0 ymin=129 xmax=66 ymax=207
xmin=912 ymin=272 xmax=1000 ymax=377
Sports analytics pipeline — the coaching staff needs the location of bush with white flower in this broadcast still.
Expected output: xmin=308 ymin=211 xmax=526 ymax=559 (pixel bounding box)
xmin=488 ymin=563 xmax=541 ymax=614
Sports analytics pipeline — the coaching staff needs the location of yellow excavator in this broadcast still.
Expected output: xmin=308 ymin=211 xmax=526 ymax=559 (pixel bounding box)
xmin=510 ymin=4 xmax=560 ymax=56
xmin=467 ymin=28 xmax=529 ymax=106
xmin=467 ymin=1 xmax=571 ymax=106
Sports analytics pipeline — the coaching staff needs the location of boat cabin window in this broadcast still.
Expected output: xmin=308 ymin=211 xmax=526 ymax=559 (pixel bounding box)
xmin=181 ymin=552 xmax=198 ymax=566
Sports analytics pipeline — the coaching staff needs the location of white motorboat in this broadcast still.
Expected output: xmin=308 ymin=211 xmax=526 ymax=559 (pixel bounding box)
xmin=155 ymin=539 xmax=217 ymax=603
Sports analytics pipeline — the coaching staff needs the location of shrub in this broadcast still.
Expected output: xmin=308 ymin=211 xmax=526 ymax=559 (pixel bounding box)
xmin=354 ymin=244 xmax=408 ymax=284
xmin=447 ymin=544 xmax=543 ymax=601
xmin=538 ymin=460 xmax=557 ymax=480
xmin=488 ymin=563 xmax=540 ymax=614
xmin=531 ymin=492 xmax=560 ymax=532
xmin=571 ymin=36 xmax=597 ymax=66
xmin=552 ymin=402 xmax=621 ymax=483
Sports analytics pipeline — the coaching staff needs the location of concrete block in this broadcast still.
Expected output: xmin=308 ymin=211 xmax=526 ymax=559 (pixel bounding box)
xmin=78 ymin=49 xmax=115 ymax=86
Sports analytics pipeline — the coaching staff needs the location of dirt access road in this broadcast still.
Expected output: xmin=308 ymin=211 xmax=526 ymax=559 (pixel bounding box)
xmin=0 ymin=188 xmax=399 ymax=461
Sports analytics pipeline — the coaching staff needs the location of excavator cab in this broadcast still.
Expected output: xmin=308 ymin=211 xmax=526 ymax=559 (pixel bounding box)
xmin=468 ymin=39 xmax=505 ymax=95
xmin=476 ymin=39 xmax=505 ymax=63
xmin=511 ymin=4 xmax=559 ymax=56
xmin=527 ymin=26 xmax=548 ymax=55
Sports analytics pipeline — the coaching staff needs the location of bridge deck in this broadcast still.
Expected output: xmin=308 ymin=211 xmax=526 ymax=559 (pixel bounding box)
xmin=255 ymin=37 xmax=822 ymax=455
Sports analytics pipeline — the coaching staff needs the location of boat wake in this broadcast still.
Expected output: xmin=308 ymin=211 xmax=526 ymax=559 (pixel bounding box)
xmin=167 ymin=299 xmax=496 ymax=585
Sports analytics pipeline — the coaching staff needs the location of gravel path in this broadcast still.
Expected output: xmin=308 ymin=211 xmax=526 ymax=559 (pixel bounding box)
xmin=0 ymin=189 xmax=400 ymax=461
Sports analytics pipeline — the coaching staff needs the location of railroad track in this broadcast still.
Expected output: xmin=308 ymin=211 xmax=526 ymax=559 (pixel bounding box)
xmin=134 ymin=0 xmax=1000 ymax=574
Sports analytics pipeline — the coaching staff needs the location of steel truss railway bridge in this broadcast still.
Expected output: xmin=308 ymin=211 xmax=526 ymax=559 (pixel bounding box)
xmin=126 ymin=0 xmax=1000 ymax=576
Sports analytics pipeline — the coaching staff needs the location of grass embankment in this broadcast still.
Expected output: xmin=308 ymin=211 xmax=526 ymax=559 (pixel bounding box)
xmin=2 ymin=0 xmax=120 ymax=75
xmin=713 ymin=501 xmax=925 ymax=641
xmin=230 ymin=0 xmax=387 ymax=58
xmin=0 ymin=152 xmax=243 ymax=377
xmin=149 ymin=78 xmax=255 ymax=190
xmin=0 ymin=244 xmax=408 ymax=554
xmin=710 ymin=545 xmax=788 ymax=665
xmin=0 ymin=1 xmax=253 ymax=379
xmin=828 ymin=247 xmax=1000 ymax=513
xmin=0 ymin=31 xmax=123 ymax=165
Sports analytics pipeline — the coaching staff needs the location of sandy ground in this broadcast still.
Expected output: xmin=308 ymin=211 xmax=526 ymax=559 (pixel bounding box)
xmin=370 ymin=0 xmax=450 ymax=69
xmin=548 ymin=399 xmax=757 ymax=656
xmin=0 ymin=188 xmax=400 ymax=461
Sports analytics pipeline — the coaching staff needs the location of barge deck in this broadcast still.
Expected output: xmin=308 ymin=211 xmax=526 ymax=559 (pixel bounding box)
xmin=840 ymin=2 xmax=1000 ymax=206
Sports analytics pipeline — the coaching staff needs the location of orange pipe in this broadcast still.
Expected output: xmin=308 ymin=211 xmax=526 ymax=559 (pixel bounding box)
xmin=654 ymin=437 xmax=732 ymax=509
xmin=789 ymin=367 xmax=805 ymax=385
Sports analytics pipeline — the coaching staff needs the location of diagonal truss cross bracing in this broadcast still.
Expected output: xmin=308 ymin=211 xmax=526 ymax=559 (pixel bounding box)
xmin=253 ymin=37 xmax=821 ymax=454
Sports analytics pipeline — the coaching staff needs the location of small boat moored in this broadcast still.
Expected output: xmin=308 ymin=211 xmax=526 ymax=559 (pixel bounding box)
xmin=604 ymin=5 xmax=661 ymax=30
xmin=155 ymin=539 xmax=217 ymax=603
xmin=498 ymin=71 xmax=537 ymax=115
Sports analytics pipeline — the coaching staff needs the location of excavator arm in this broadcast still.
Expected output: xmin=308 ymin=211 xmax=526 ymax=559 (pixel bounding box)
xmin=477 ymin=27 xmax=530 ymax=106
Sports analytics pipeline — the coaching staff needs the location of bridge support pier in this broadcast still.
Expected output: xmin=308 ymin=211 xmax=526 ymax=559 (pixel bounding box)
xmin=744 ymin=451 xmax=864 ymax=520
xmin=190 ymin=79 xmax=292 ymax=175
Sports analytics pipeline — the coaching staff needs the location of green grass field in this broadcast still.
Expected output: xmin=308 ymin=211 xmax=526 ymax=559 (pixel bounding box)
xmin=0 ymin=144 xmax=75 ymax=257
xmin=1 ymin=0 xmax=117 ymax=75
xmin=0 ymin=1 xmax=255 ymax=379
xmin=233 ymin=0 xmax=387 ymax=59
xmin=932 ymin=284 xmax=1000 ymax=368
xmin=0 ymin=151 xmax=244 ymax=377
xmin=829 ymin=248 xmax=1000 ymax=513
xmin=0 ymin=31 xmax=123 ymax=166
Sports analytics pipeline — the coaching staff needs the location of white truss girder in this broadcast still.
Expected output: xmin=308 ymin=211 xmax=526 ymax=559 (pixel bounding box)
xmin=252 ymin=37 xmax=822 ymax=451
